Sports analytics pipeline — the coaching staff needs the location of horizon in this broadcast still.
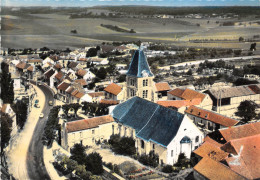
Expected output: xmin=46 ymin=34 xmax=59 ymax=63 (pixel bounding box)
xmin=2 ymin=0 xmax=260 ymax=7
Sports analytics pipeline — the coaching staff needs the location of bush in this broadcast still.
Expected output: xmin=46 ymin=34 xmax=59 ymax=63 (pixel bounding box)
xmin=85 ymin=152 xmax=104 ymax=175
xmin=109 ymin=135 xmax=136 ymax=156
xmin=162 ymin=165 xmax=174 ymax=173
xmin=138 ymin=151 xmax=159 ymax=168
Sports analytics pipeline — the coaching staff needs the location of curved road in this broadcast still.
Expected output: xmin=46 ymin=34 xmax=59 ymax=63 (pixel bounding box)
xmin=26 ymin=84 xmax=54 ymax=180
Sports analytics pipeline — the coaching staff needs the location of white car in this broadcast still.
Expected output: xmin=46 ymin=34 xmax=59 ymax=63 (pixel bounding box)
xmin=39 ymin=113 xmax=44 ymax=118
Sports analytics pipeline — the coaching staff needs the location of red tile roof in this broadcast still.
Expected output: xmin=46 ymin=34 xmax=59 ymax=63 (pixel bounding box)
xmin=100 ymin=99 xmax=119 ymax=105
xmin=194 ymin=157 xmax=246 ymax=180
xmin=28 ymin=59 xmax=42 ymax=63
xmin=74 ymin=92 xmax=85 ymax=99
xmin=203 ymin=136 xmax=222 ymax=148
xmin=248 ymin=84 xmax=260 ymax=94
xmin=185 ymin=106 xmax=238 ymax=127
xmin=157 ymin=99 xmax=201 ymax=109
xmin=27 ymin=66 xmax=34 ymax=71
xmin=219 ymin=122 xmax=260 ymax=142
xmin=57 ymin=82 xmax=70 ymax=91
xmin=54 ymin=63 xmax=62 ymax=69
xmin=194 ymin=142 xmax=229 ymax=161
xmin=71 ymin=90 xmax=79 ymax=96
xmin=87 ymin=92 xmax=104 ymax=97
xmin=224 ymin=134 xmax=260 ymax=179
xmin=155 ymin=82 xmax=170 ymax=92
xmin=75 ymin=79 xmax=87 ymax=86
xmin=104 ymin=83 xmax=122 ymax=96
xmin=66 ymin=115 xmax=114 ymax=133
xmin=77 ymin=69 xmax=87 ymax=76
xmin=168 ymin=88 xmax=206 ymax=101
xmin=16 ymin=62 xmax=27 ymax=69
xmin=55 ymin=71 xmax=64 ymax=80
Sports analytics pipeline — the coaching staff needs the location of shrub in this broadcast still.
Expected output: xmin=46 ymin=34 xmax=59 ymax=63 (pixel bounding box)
xmin=85 ymin=152 xmax=104 ymax=175
xmin=162 ymin=165 xmax=174 ymax=173
xmin=138 ymin=151 xmax=159 ymax=168
xmin=109 ymin=135 xmax=136 ymax=156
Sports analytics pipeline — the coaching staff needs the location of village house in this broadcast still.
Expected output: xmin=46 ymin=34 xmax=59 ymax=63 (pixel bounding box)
xmin=193 ymin=122 xmax=260 ymax=180
xmin=104 ymin=83 xmax=126 ymax=102
xmin=155 ymin=82 xmax=171 ymax=100
xmin=61 ymin=115 xmax=116 ymax=151
xmin=88 ymin=57 xmax=109 ymax=65
xmin=44 ymin=68 xmax=57 ymax=88
xmin=83 ymin=92 xmax=105 ymax=103
xmin=76 ymin=69 xmax=96 ymax=81
xmin=28 ymin=59 xmax=43 ymax=66
xmin=111 ymin=97 xmax=204 ymax=165
xmin=57 ymin=82 xmax=70 ymax=102
xmin=185 ymin=105 xmax=238 ymax=134
xmin=205 ymin=84 xmax=260 ymax=117
xmin=1 ymin=104 xmax=18 ymax=137
xmin=168 ymin=88 xmax=213 ymax=110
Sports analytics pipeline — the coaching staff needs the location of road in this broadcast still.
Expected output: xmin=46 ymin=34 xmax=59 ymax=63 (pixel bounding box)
xmin=26 ymin=84 xmax=54 ymax=180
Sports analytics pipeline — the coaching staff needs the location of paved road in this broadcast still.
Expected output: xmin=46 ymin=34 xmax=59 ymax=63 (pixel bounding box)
xmin=26 ymin=84 xmax=54 ymax=180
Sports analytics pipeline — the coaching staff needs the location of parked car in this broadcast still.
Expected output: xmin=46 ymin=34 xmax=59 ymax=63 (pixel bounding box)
xmin=39 ymin=113 xmax=44 ymax=118
xmin=49 ymin=101 xmax=53 ymax=106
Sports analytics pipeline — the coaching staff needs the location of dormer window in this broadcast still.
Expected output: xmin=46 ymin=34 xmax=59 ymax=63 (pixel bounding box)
xmin=198 ymin=112 xmax=201 ymax=116
xmin=205 ymin=114 xmax=208 ymax=118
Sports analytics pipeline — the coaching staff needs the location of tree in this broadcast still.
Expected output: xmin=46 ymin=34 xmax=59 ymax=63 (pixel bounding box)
xmin=96 ymin=67 xmax=107 ymax=79
xmin=86 ymin=48 xmax=98 ymax=57
xmin=239 ymin=37 xmax=244 ymax=42
xmin=70 ymin=143 xmax=87 ymax=165
xmin=85 ymin=152 xmax=103 ymax=175
xmin=118 ymin=74 xmax=126 ymax=82
xmin=186 ymin=69 xmax=192 ymax=76
xmin=14 ymin=100 xmax=28 ymax=129
xmin=71 ymin=103 xmax=82 ymax=117
xmin=62 ymin=104 xmax=71 ymax=116
xmin=250 ymin=43 xmax=257 ymax=51
xmin=1 ymin=113 xmax=12 ymax=152
xmin=233 ymin=78 xmax=258 ymax=86
xmin=1 ymin=62 xmax=14 ymax=104
xmin=235 ymin=100 xmax=257 ymax=123
xmin=75 ymin=164 xmax=91 ymax=180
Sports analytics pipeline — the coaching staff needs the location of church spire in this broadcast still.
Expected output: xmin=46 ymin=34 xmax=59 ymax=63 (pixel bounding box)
xmin=126 ymin=50 xmax=153 ymax=78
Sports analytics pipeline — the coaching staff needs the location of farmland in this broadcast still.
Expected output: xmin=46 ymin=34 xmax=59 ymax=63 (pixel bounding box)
xmin=1 ymin=6 xmax=260 ymax=49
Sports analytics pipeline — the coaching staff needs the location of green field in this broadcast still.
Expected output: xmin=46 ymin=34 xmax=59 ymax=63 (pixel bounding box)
xmin=1 ymin=11 xmax=260 ymax=49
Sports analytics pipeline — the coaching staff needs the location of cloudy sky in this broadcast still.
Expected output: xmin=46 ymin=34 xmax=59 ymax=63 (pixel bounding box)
xmin=2 ymin=0 xmax=259 ymax=7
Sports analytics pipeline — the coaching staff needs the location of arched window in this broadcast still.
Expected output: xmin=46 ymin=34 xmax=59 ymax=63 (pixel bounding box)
xmin=180 ymin=136 xmax=191 ymax=144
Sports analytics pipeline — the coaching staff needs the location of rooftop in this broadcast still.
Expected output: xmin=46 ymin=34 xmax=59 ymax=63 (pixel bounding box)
xmin=104 ymin=83 xmax=122 ymax=96
xmin=66 ymin=115 xmax=114 ymax=133
xmin=155 ymin=82 xmax=170 ymax=92
xmin=57 ymin=82 xmax=70 ymax=91
xmin=126 ymin=50 xmax=153 ymax=78
xmin=112 ymin=97 xmax=185 ymax=147
xmin=157 ymin=99 xmax=201 ymax=109
xmin=169 ymin=88 xmax=206 ymax=101
xmin=185 ymin=106 xmax=239 ymax=127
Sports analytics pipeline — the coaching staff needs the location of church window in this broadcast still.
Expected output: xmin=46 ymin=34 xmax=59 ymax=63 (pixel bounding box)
xmin=130 ymin=89 xmax=135 ymax=97
xmin=141 ymin=140 xmax=144 ymax=149
xmin=143 ymin=79 xmax=148 ymax=86
xmin=195 ymin=136 xmax=199 ymax=142
xmin=130 ymin=79 xmax=135 ymax=86
xmin=143 ymin=90 xmax=148 ymax=98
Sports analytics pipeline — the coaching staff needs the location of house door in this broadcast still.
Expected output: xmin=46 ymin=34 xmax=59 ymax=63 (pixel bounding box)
xmin=180 ymin=136 xmax=192 ymax=158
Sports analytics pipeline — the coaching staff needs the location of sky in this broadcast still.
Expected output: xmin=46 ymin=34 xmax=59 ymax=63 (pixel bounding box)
xmin=2 ymin=0 xmax=260 ymax=7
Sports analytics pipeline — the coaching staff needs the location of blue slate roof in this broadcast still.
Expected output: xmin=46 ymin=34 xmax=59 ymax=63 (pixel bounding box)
xmin=112 ymin=97 xmax=185 ymax=147
xmin=126 ymin=50 xmax=154 ymax=78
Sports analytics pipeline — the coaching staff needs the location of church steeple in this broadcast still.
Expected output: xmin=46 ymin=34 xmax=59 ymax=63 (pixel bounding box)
xmin=126 ymin=49 xmax=156 ymax=102
xmin=126 ymin=50 xmax=153 ymax=78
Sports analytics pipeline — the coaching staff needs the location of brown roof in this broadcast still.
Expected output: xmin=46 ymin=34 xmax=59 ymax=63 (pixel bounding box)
xmin=104 ymin=83 xmax=122 ymax=96
xmin=16 ymin=61 xmax=27 ymax=69
xmin=54 ymin=63 xmax=62 ymax=69
xmin=66 ymin=115 xmax=114 ymax=133
xmin=74 ymin=92 xmax=85 ymax=99
xmin=49 ymin=55 xmax=60 ymax=61
xmin=57 ymin=82 xmax=70 ymax=91
xmin=68 ymin=62 xmax=78 ymax=68
xmin=168 ymin=88 xmax=185 ymax=97
xmin=100 ymin=99 xmax=119 ymax=105
xmin=194 ymin=142 xmax=229 ymax=161
xmin=194 ymin=157 xmax=246 ymax=180
xmin=78 ymin=58 xmax=88 ymax=61
xmin=224 ymin=134 xmax=260 ymax=179
xmin=55 ymin=71 xmax=64 ymax=80
xmin=248 ymin=84 xmax=260 ymax=94
xmin=203 ymin=136 xmax=223 ymax=148
xmin=44 ymin=69 xmax=55 ymax=78
xmin=168 ymin=88 xmax=206 ymax=101
xmin=1 ymin=104 xmax=8 ymax=113
xmin=75 ymin=79 xmax=87 ymax=86
xmin=27 ymin=66 xmax=34 ymax=71
xmin=28 ymin=59 xmax=42 ymax=63
xmin=87 ymin=92 xmax=104 ymax=97
xmin=71 ymin=90 xmax=79 ymax=96
xmin=185 ymin=106 xmax=238 ymax=127
xmin=157 ymin=99 xmax=201 ymax=108
xmin=219 ymin=122 xmax=260 ymax=142
xmin=155 ymin=82 xmax=170 ymax=92
xmin=77 ymin=69 xmax=87 ymax=76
